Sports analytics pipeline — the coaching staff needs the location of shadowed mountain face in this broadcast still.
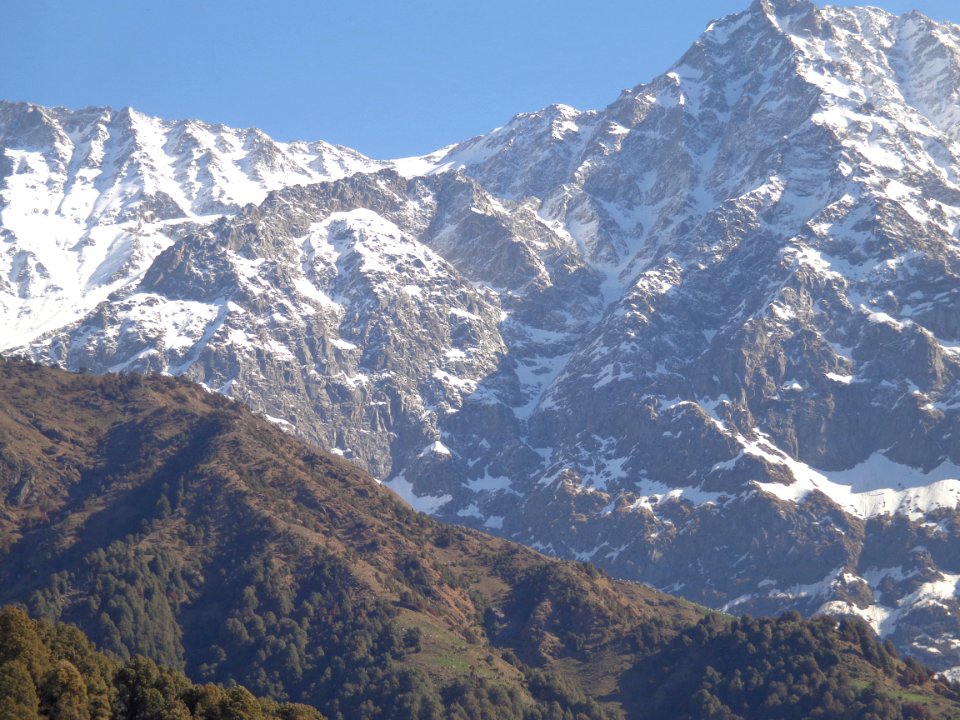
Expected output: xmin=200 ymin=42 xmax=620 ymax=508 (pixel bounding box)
xmin=5 ymin=0 xmax=960 ymax=672
xmin=3 ymin=358 xmax=960 ymax=720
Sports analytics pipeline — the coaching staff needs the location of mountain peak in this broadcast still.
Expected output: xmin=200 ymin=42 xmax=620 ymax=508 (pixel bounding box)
xmin=749 ymin=0 xmax=832 ymax=38
xmin=753 ymin=0 xmax=815 ymax=17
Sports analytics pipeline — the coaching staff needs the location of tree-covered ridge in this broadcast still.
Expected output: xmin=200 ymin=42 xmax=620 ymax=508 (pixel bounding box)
xmin=0 ymin=359 xmax=695 ymax=718
xmin=621 ymin=611 xmax=960 ymax=719
xmin=5 ymin=598 xmax=960 ymax=720
xmin=0 ymin=605 xmax=323 ymax=719
xmin=1 ymin=358 xmax=960 ymax=719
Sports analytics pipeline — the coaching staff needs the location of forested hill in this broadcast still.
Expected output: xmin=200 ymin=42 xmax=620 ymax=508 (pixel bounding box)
xmin=1 ymin=358 xmax=959 ymax=719
xmin=0 ymin=605 xmax=322 ymax=719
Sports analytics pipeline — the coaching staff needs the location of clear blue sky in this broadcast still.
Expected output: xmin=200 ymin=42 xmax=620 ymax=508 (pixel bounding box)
xmin=2 ymin=0 xmax=958 ymax=159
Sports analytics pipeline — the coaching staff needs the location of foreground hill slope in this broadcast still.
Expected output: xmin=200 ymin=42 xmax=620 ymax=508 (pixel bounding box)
xmin=0 ymin=360 xmax=653 ymax=718
xmin=1 ymin=359 xmax=960 ymax=719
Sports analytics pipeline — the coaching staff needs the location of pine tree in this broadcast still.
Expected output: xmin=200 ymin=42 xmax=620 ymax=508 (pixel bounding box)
xmin=39 ymin=660 xmax=91 ymax=720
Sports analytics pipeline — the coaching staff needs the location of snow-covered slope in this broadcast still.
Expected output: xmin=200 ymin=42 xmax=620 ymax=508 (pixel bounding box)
xmin=5 ymin=0 xmax=960 ymax=672
xmin=0 ymin=101 xmax=379 ymax=350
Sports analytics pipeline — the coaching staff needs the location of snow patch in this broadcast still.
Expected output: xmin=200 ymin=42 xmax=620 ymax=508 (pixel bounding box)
xmin=749 ymin=438 xmax=960 ymax=519
xmin=385 ymin=474 xmax=452 ymax=515
xmin=419 ymin=441 xmax=453 ymax=458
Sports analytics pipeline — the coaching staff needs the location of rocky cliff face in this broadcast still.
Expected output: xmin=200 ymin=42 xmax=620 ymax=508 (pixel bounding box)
xmin=5 ymin=0 xmax=960 ymax=674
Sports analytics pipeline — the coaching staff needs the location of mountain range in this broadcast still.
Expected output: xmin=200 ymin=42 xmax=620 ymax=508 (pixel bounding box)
xmin=3 ymin=0 xmax=960 ymax=676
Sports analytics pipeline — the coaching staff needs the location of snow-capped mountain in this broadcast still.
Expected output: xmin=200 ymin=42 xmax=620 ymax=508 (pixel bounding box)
xmin=0 ymin=101 xmax=379 ymax=349
xmin=5 ymin=0 xmax=960 ymax=672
